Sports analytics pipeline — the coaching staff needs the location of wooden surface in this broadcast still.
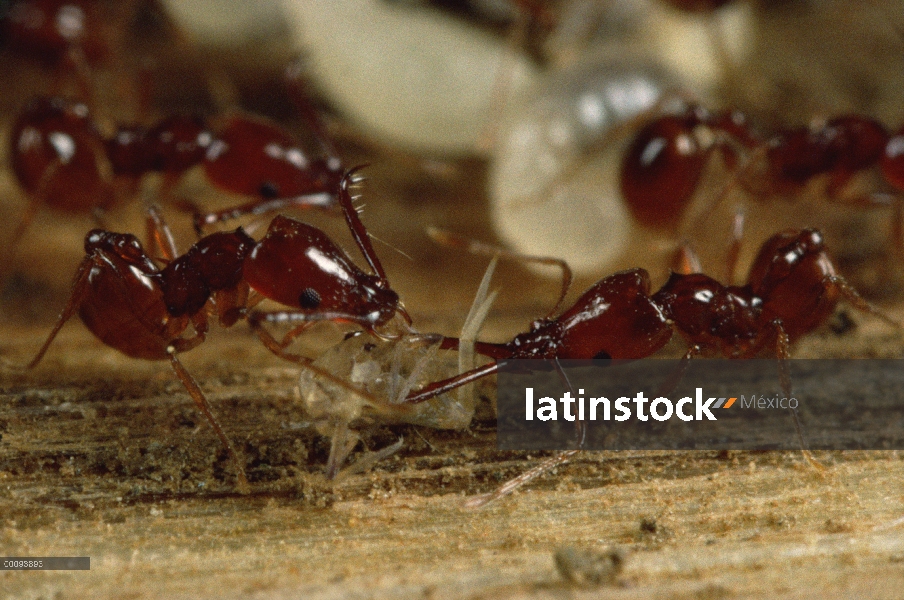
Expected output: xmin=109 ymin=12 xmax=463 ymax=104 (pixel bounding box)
xmin=3 ymin=2 xmax=904 ymax=598
xmin=3 ymin=291 xmax=904 ymax=599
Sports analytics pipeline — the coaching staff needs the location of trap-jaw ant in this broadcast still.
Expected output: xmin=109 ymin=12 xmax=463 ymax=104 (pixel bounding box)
xmin=404 ymin=228 xmax=896 ymax=403
xmin=24 ymin=170 xmax=410 ymax=490
xmin=620 ymin=102 xmax=904 ymax=263
xmin=5 ymin=94 xmax=344 ymax=277
xmin=402 ymin=228 xmax=899 ymax=506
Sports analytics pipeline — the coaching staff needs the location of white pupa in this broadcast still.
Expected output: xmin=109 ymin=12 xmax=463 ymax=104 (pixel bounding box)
xmin=279 ymin=0 xmax=538 ymax=155
xmin=488 ymin=51 xmax=678 ymax=275
xmin=297 ymin=257 xmax=499 ymax=475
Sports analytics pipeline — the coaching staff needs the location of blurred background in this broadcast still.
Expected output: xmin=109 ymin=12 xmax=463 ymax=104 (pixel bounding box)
xmin=2 ymin=0 xmax=904 ymax=339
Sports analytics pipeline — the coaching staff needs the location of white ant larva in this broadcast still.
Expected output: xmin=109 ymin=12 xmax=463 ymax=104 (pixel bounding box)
xmin=488 ymin=51 xmax=680 ymax=276
xmin=296 ymin=257 xmax=500 ymax=476
xmin=279 ymin=0 xmax=539 ymax=155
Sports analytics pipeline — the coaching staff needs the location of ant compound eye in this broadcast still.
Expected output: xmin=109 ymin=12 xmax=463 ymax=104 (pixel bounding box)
xmin=259 ymin=181 xmax=279 ymax=199
xmin=298 ymin=287 xmax=321 ymax=309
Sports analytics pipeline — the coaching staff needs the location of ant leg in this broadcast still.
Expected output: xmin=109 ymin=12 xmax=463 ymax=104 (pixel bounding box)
xmin=26 ymin=256 xmax=99 ymax=369
xmin=247 ymin=308 xmax=389 ymax=361
xmin=724 ymin=208 xmax=746 ymax=285
xmin=166 ymin=349 xmax=250 ymax=493
xmin=145 ymin=205 xmax=179 ymax=261
xmin=768 ymin=320 xmax=824 ymax=472
xmin=190 ymin=193 xmax=338 ymax=236
xmin=404 ymin=362 xmax=500 ymax=404
xmin=464 ymin=450 xmax=580 ymax=509
xmin=825 ymin=275 xmax=903 ymax=330
xmin=682 ymin=144 xmax=767 ymax=240
xmin=551 ymin=358 xmax=586 ymax=447
xmin=653 ymin=344 xmax=701 ymax=398
xmin=245 ymin=316 xmax=313 ymax=364
xmin=427 ymin=228 xmax=572 ymax=318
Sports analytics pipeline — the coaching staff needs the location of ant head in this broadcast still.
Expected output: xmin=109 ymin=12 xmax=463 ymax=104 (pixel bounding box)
xmin=243 ymin=216 xmax=402 ymax=329
xmin=748 ymin=229 xmax=830 ymax=294
xmin=748 ymin=229 xmax=839 ymax=341
xmin=553 ymin=269 xmax=673 ymax=360
xmin=84 ymin=229 xmax=154 ymax=269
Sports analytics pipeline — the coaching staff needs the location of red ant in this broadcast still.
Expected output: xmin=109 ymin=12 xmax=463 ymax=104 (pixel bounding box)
xmin=24 ymin=170 xmax=410 ymax=490
xmin=5 ymin=93 xmax=344 ymax=276
xmin=3 ymin=0 xmax=110 ymax=99
xmin=619 ymin=101 xmax=904 ymax=268
xmin=401 ymin=228 xmax=897 ymax=504
xmin=1 ymin=0 xmax=187 ymax=106
xmin=404 ymin=227 xmax=894 ymax=406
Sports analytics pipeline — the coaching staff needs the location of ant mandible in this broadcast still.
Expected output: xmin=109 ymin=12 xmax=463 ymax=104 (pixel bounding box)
xmin=404 ymin=228 xmax=896 ymax=403
xmin=25 ymin=169 xmax=410 ymax=490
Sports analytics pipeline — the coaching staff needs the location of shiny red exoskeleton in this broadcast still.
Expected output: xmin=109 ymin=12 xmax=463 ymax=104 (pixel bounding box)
xmin=404 ymin=228 xmax=891 ymax=403
xmin=620 ymin=102 xmax=904 ymax=236
xmin=3 ymin=0 xmax=108 ymax=65
xmin=27 ymin=170 xmax=409 ymax=490
xmin=4 ymin=95 xmax=344 ymax=275
xmin=1 ymin=0 xmax=176 ymax=104
xmin=11 ymin=95 xmax=116 ymax=214
xmin=104 ymin=111 xmax=344 ymax=229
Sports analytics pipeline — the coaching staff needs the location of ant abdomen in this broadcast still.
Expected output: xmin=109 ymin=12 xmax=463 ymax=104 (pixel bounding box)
xmin=203 ymin=114 xmax=342 ymax=200
xmin=11 ymin=95 xmax=115 ymax=212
